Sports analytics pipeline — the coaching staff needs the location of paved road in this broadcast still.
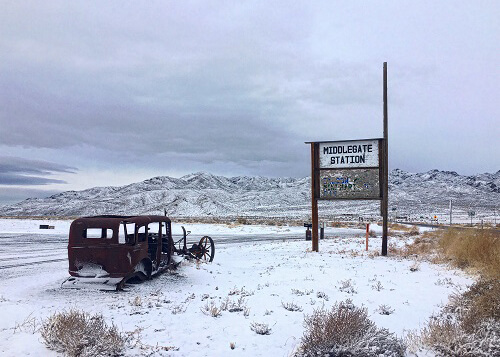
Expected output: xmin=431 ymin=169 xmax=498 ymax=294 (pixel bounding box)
xmin=0 ymin=230 xmax=367 ymax=272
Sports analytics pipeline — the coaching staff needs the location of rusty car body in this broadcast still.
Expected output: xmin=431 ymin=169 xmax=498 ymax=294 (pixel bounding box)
xmin=62 ymin=215 xmax=214 ymax=290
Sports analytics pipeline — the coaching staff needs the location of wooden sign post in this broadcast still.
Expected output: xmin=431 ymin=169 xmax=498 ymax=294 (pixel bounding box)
xmin=307 ymin=63 xmax=389 ymax=255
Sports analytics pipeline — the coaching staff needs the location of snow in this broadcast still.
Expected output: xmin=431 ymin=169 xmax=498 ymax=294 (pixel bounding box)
xmin=0 ymin=218 xmax=71 ymax=234
xmin=0 ymin=219 xmax=473 ymax=356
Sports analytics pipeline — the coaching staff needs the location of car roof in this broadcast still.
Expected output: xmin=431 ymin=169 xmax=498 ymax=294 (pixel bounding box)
xmin=72 ymin=215 xmax=171 ymax=227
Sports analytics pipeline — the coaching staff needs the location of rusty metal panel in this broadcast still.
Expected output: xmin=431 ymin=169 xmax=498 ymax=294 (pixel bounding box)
xmin=319 ymin=168 xmax=381 ymax=200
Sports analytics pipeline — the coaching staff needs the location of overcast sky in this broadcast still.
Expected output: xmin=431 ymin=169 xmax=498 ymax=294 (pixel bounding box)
xmin=0 ymin=1 xmax=499 ymax=204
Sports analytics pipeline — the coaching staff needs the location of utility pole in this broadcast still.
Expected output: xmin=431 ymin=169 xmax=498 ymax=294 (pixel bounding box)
xmin=310 ymin=143 xmax=319 ymax=252
xmin=381 ymin=62 xmax=389 ymax=256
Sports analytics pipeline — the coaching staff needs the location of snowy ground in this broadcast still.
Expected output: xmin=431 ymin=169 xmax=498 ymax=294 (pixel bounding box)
xmin=0 ymin=219 xmax=472 ymax=356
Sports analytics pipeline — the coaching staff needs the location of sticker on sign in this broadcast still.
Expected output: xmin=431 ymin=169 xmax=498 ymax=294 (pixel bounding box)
xmin=319 ymin=139 xmax=379 ymax=169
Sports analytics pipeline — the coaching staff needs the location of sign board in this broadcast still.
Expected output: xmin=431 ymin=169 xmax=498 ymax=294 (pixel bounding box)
xmin=319 ymin=139 xmax=379 ymax=169
xmin=320 ymin=168 xmax=380 ymax=199
xmin=309 ymin=138 xmax=384 ymax=201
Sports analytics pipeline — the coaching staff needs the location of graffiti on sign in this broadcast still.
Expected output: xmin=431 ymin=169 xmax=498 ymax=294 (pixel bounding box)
xmin=319 ymin=169 xmax=380 ymax=199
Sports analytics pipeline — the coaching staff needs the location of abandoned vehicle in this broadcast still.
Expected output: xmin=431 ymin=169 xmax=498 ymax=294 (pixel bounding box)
xmin=62 ymin=215 xmax=215 ymax=290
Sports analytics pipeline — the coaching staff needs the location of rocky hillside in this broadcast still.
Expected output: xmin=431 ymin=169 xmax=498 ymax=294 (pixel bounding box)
xmin=0 ymin=170 xmax=498 ymax=220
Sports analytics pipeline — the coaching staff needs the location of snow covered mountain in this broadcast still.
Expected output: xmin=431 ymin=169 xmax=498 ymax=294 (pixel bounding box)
xmin=0 ymin=170 xmax=498 ymax=220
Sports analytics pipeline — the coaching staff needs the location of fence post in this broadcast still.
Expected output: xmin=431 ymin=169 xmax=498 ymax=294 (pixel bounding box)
xmin=366 ymin=223 xmax=370 ymax=251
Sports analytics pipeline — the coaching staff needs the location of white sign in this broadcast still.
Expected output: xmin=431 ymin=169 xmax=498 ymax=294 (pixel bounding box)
xmin=319 ymin=139 xmax=379 ymax=169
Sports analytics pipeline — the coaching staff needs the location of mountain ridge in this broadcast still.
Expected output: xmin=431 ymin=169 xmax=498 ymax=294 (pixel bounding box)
xmin=0 ymin=169 xmax=498 ymax=219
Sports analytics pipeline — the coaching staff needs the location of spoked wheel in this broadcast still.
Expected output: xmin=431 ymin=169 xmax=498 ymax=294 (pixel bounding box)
xmin=196 ymin=236 xmax=215 ymax=262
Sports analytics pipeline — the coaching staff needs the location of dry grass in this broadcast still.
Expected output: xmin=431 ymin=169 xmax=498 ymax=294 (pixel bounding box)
xmin=389 ymin=223 xmax=414 ymax=232
xmin=40 ymin=309 xmax=124 ymax=357
xmin=397 ymin=228 xmax=500 ymax=356
xmin=391 ymin=227 xmax=500 ymax=279
xmin=295 ymin=300 xmax=405 ymax=356
xmin=439 ymin=228 xmax=500 ymax=279
xmin=390 ymin=230 xmax=441 ymax=260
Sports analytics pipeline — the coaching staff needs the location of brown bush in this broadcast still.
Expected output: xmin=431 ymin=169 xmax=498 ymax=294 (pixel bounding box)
xmin=40 ymin=309 xmax=124 ymax=357
xmin=415 ymin=278 xmax=500 ymax=356
xmin=296 ymin=300 xmax=405 ymax=356
xmin=420 ymin=311 xmax=499 ymax=356
xmin=448 ymin=278 xmax=500 ymax=332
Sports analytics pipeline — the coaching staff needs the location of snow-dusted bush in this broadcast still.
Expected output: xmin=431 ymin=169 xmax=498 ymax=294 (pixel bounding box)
xmin=338 ymin=279 xmax=357 ymax=294
xmin=200 ymin=300 xmax=222 ymax=317
xmin=377 ymin=304 xmax=395 ymax=315
xmin=295 ymin=300 xmax=405 ymax=357
xmin=292 ymin=288 xmax=313 ymax=296
xmin=316 ymin=291 xmax=329 ymax=301
xmin=221 ymin=296 xmax=249 ymax=314
xmin=250 ymin=322 xmax=272 ymax=335
xmin=40 ymin=309 xmax=124 ymax=357
xmin=371 ymin=281 xmax=384 ymax=291
xmin=420 ymin=317 xmax=499 ymax=356
xmin=282 ymin=301 xmax=303 ymax=312
xmin=201 ymin=296 xmax=250 ymax=317
xmin=417 ymin=278 xmax=500 ymax=356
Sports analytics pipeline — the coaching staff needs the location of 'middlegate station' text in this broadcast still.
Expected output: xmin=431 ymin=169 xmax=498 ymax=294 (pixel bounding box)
xmin=323 ymin=144 xmax=373 ymax=165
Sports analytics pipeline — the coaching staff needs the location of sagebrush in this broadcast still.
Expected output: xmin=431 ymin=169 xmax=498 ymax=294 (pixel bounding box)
xmin=40 ymin=309 xmax=124 ymax=357
xmin=414 ymin=279 xmax=500 ymax=356
xmin=295 ymin=300 xmax=405 ymax=357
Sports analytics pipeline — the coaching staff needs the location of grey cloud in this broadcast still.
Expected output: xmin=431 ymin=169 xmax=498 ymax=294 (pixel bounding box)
xmin=0 ymin=187 xmax=61 ymax=206
xmin=0 ymin=1 xmax=498 ymax=181
xmin=0 ymin=54 xmax=381 ymax=170
xmin=0 ymin=173 xmax=66 ymax=185
xmin=0 ymin=156 xmax=76 ymax=186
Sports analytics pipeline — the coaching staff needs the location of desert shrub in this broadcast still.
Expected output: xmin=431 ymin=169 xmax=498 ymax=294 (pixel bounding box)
xmin=447 ymin=278 xmax=500 ymax=332
xmin=338 ymin=279 xmax=357 ymax=294
xmin=200 ymin=300 xmax=222 ymax=317
xmin=201 ymin=296 xmax=250 ymax=317
xmin=420 ymin=316 xmax=499 ymax=356
xmin=282 ymin=301 xmax=303 ymax=312
xmin=295 ymin=300 xmax=405 ymax=357
xmin=316 ymin=291 xmax=329 ymax=301
xmin=40 ymin=309 xmax=124 ymax=357
xmin=439 ymin=228 xmax=500 ymax=279
xmin=414 ymin=278 xmax=500 ymax=356
xmin=377 ymin=304 xmax=395 ymax=315
xmin=250 ymin=322 xmax=272 ymax=335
